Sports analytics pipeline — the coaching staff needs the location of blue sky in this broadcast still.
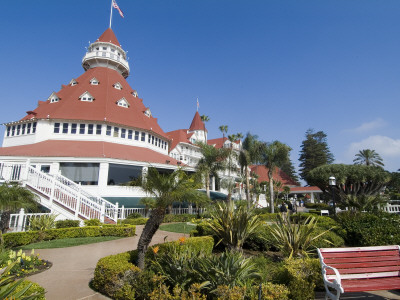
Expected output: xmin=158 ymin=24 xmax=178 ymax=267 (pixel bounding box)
xmin=0 ymin=0 xmax=399 ymax=173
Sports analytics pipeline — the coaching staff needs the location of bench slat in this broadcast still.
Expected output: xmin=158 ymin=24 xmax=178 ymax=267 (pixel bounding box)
xmin=341 ymin=277 xmax=400 ymax=292
xmin=322 ymin=250 xmax=399 ymax=259
xmin=320 ymin=246 xmax=399 ymax=253
xmin=327 ymin=265 xmax=400 ymax=275
xmin=324 ymin=255 xmax=400 ymax=264
xmin=329 ymin=260 xmax=400 ymax=270
xmin=327 ymin=271 xmax=400 ymax=280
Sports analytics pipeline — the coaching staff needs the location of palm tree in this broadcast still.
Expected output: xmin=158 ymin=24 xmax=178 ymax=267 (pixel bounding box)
xmin=261 ymin=141 xmax=291 ymax=213
xmin=0 ymin=183 xmax=39 ymax=243
xmin=353 ymin=149 xmax=384 ymax=167
xmin=200 ymin=115 xmax=210 ymax=141
xmin=196 ymin=142 xmax=229 ymax=198
xmin=219 ymin=125 xmax=228 ymax=139
xmin=238 ymin=133 xmax=263 ymax=206
xmin=136 ymin=167 xmax=206 ymax=269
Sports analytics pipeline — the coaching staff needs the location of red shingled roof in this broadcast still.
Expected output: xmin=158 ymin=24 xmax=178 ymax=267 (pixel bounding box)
xmin=20 ymin=67 xmax=168 ymax=139
xmin=167 ymin=129 xmax=195 ymax=151
xmin=189 ymin=111 xmax=206 ymax=132
xmin=97 ymin=28 xmax=121 ymax=47
xmin=208 ymin=137 xmax=240 ymax=149
xmin=0 ymin=140 xmax=180 ymax=165
xmin=250 ymin=165 xmax=299 ymax=187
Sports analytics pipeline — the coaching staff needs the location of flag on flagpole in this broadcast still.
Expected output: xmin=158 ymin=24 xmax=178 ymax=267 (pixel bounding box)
xmin=112 ymin=0 xmax=124 ymax=18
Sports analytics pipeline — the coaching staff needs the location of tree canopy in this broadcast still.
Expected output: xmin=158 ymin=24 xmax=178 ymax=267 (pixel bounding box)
xmin=136 ymin=167 xmax=207 ymax=269
xmin=299 ymin=129 xmax=334 ymax=184
xmin=261 ymin=140 xmax=291 ymax=213
xmin=307 ymin=164 xmax=391 ymax=204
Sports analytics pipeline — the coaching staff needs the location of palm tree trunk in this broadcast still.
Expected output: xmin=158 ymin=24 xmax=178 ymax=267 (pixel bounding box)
xmin=137 ymin=207 xmax=165 ymax=269
xmin=269 ymin=171 xmax=274 ymax=213
xmin=206 ymin=174 xmax=211 ymax=198
xmin=0 ymin=211 xmax=11 ymax=234
xmin=246 ymin=168 xmax=251 ymax=208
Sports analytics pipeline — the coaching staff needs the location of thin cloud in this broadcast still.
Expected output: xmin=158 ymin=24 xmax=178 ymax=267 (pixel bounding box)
xmin=344 ymin=118 xmax=387 ymax=134
xmin=346 ymin=135 xmax=400 ymax=171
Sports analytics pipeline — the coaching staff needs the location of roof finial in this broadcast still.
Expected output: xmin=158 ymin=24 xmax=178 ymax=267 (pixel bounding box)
xmin=196 ymin=97 xmax=199 ymax=112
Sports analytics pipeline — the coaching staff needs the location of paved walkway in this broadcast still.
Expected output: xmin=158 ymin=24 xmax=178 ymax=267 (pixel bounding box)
xmin=28 ymin=225 xmax=188 ymax=300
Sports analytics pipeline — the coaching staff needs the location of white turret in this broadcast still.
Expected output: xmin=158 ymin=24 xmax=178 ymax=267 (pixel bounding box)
xmin=82 ymin=28 xmax=130 ymax=78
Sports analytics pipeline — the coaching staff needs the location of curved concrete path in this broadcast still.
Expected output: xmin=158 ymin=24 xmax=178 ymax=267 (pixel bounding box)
xmin=28 ymin=225 xmax=188 ymax=300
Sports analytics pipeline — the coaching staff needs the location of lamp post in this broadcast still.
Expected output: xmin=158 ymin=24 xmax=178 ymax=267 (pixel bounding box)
xmin=329 ymin=176 xmax=336 ymax=216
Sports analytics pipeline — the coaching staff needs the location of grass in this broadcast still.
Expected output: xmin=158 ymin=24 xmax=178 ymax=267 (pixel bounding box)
xmin=16 ymin=236 xmax=123 ymax=250
xmin=159 ymin=222 xmax=196 ymax=234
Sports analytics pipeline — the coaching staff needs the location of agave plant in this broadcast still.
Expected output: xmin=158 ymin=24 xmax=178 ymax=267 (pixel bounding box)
xmin=28 ymin=214 xmax=57 ymax=231
xmin=267 ymin=214 xmax=331 ymax=258
xmin=194 ymin=251 xmax=260 ymax=294
xmin=0 ymin=261 xmax=43 ymax=299
xmin=205 ymin=201 xmax=262 ymax=251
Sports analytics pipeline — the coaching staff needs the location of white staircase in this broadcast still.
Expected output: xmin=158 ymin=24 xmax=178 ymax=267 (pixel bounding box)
xmin=0 ymin=161 xmax=118 ymax=223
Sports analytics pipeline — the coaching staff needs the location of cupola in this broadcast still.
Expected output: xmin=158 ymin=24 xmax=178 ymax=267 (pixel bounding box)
xmin=82 ymin=28 xmax=130 ymax=78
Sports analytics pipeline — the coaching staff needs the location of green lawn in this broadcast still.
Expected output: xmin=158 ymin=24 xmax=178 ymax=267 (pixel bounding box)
xmin=159 ymin=222 xmax=196 ymax=234
xmin=16 ymin=236 xmax=124 ymax=250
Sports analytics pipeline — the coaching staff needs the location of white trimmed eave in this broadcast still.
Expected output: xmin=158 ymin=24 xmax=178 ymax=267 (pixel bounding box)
xmin=3 ymin=118 xmax=38 ymax=126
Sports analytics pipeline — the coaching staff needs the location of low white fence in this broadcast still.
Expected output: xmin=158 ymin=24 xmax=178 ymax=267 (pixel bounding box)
xmin=383 ymin=204 xmax=400 ymax=214
xmin=8 ymin=209 xmax=51 ymax=232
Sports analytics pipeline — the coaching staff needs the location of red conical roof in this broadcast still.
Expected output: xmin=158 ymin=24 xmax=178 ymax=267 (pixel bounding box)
xmin=21 ymin=67 xmax=168 ymax=139
xmin=189 ymin=111 xmax=206 ymax=131
xmin=97 ymin=28 xmax=121 ymax=47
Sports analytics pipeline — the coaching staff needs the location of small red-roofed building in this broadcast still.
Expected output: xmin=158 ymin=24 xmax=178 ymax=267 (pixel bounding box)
xmin=167 ymin=111 xmax=207 ymax=167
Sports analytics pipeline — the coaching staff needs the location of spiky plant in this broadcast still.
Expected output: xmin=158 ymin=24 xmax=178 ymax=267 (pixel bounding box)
xmin=206 ymin=201 xmax=262 ymax=251
xmin=268 ymin=214 xmax=331 ymax=258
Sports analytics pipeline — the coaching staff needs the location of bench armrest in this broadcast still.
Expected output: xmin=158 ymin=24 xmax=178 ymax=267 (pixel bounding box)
xmin=320 ymin=261 xmax=344 ymax=293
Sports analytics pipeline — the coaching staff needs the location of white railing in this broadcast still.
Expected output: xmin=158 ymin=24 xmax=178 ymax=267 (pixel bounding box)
xmin=383 ymin=204 xmax=400 ymax=213
xmin=8 ymin=208 xmax=51 ymax=232
xmin=0 ymin=161 xmax=118 ymax=223
xmin=118 ymin=207 xmax=206 ymax=219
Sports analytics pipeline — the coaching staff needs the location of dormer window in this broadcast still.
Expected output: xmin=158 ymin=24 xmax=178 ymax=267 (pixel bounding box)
xmin=69 ymin=79 xmax=78 ymax=86
xmin=144 ymin=108 xmax=152 ymax=118
xmin=113 ymin=82 xmax=123 ymax=90
xmin=132 ymin=91 xmax=138 ymax=97
xmin=90 ymin=77 xmax=100 ymax=85
xmin=48 ymin=92 xmax=60 ymax=103
xmin=116 ymin=98 xmax=130 ymax=108
xmin=79 ymin=91 xmax=94 ymax=102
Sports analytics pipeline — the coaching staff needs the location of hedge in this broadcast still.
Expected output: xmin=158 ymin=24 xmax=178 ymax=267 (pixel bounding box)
xmin=93 ymin=236 xmax=214 ymax=299
xmin=273 ymin=258 xmax=323 ymax=300
xmin=55 ymin=219 xmax=80 ymax=228
xmin=3 ymin=225 xmax=136 ymax=248
xmin=336 ymin=211 xmax=400 ymax=246
xmin=120 ymin=218 xmax=149 ymax=225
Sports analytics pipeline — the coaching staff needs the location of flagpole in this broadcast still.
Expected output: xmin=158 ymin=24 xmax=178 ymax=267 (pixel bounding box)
xmin=109 ymin=0 xmax=113 ymax=28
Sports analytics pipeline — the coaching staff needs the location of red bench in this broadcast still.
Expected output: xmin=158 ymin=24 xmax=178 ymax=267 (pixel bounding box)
xmin=318 ymin=245 xmax=400 ymax=300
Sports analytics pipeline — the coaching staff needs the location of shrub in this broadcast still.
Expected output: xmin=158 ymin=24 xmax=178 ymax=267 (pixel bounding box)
xmin=3 ymin=225 xmax=136 ymax=248
xmin=126 ymin=212 xmax=143 ymax=219
xmin=243 ymin=225 xmax=276 ymax=252
xmin=146 ymin=236 xmax=214 ymax=261
xmin=55 ymin=219 xmax=80 ymax=228
xmin=273 ymin=258 xmax=322 ymax=300
xmin=84 ymin=219 xmax=102 ymax=226
xmin=93 ymin=252 xmax=140 ymax=299
xmin=92 ymin=237 xmax=214 ymax=299
xmin=163 ymin=214 xmax=198 ymax=223
xmin=258 ymin=213 xmax=279 ymax=222
xmin=311 ymin=227 xmax=345 ymax=249
xmin=336 ymin=211 xmax=400 ymax=246
xmin=121 ymin=218 xmax=148 ymax=225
